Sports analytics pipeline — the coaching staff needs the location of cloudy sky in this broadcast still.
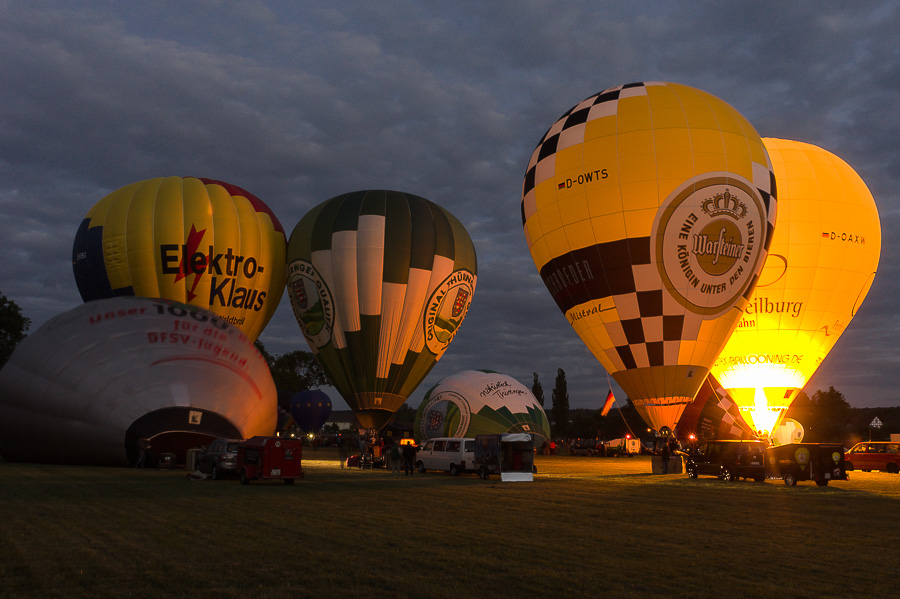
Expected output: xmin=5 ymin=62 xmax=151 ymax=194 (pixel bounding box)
xmin=2 ymin=1 xmax=898 ymax=412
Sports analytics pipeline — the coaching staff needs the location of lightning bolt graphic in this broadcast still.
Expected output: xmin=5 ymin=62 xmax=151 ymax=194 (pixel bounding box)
xmin=174 ymin=225 xmax=207 ymax=301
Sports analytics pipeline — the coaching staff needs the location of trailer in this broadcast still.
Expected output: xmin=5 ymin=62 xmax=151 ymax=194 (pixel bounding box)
xmin=237 ymin=436 xmax=304 ymax=484
xmin=765 ymin=443 xmax=847 ymax=486
xmin=473 ymin=433 xmax=535 ymax=482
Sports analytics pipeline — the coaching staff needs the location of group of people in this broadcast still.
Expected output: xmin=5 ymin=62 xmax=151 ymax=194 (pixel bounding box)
xmin=337 ymin=434 xmax=418 ymax=475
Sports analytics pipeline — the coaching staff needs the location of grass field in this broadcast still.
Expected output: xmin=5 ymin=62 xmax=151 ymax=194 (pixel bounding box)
xmin=1 ymin=451 xmax=898 ymax=598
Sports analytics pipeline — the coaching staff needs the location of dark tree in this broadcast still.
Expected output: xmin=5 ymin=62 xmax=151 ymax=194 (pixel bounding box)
xmin=532 ymin=372 xmax=545 ymax=408
xmin=0 ymin=293 xmax=30 ymax=368
xmin=254 ymin=340 xmax=329 ymax=392
xmin=551 ymin=368 xmax=570 ymax=438
xmin=810 ymin=386 xmax=852 ymax=441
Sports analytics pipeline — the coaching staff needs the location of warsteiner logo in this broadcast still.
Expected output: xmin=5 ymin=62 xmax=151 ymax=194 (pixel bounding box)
xmin=424 ymin=270 xmax=476 ymax=355
xmin=286 ymin=260 xmax=334 ymax=349
xmin=653 ymin=175 xmax=767 ymax=316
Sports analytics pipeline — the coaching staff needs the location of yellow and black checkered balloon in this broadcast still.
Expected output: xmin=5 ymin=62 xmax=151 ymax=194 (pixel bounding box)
xmin=521 ymin=82 xmax=777 ymax=432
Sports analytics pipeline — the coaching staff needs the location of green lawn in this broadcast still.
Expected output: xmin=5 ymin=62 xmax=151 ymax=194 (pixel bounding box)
xmin=1 ymin=452 xmax=897 ymax=598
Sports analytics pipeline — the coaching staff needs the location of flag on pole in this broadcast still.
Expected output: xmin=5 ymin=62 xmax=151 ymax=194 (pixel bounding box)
xmin=601 ymin=388 xmax=616 ymax=417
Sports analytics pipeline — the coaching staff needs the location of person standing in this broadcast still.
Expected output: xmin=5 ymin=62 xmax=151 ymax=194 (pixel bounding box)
xmin=134 ymin=437 xmax=149 ymax=468
xmin=338 ymin=436 xmax=349 ymax=469
xmin=402 ymin=442 xmax=417 ymax=476
xmin=661 ymin=439 xmax=670 ymax=474
xmin=389 ymin=442 xmax=402 ymax=475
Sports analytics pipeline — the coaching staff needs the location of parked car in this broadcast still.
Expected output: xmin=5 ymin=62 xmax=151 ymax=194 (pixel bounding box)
xmin=415 ymin=437 xmax=476 ymax=475
xmin=684 ymin=439 xmax=766 ymax=482
xmin=570 ymin=439 xmax=601 ymax=456
xmin=844 ymin=442 xmax=900 ymax=473
xmin=198 ymin=438 xmax=240 ymax=479
xmin=766 ymin=443 xmax=848 ymax=486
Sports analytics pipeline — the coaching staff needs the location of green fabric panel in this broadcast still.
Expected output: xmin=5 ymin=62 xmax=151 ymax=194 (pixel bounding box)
xmin=331 ymin=191 xmax=365 ymax=233
xmin=314 ymin=346 xmax=358 ymax=409
xmin=359 ymin=314 xmax=382 ymax=394
xmin=382 ymin=192 xmax=412 ymax=285
xmin=309 ymin=196 xmax=347 ymax=253
xmin=340 ymin=329 xmax=370 ymax=399
xmin=444 ymin=208 xmax=478 ymax=274
xmin=427 ymin=201 xmax=455 ymax=261
xmin=287 ymin=201 xmax=327 ymax=260
xmin=407 ymin=195 xmax=437 ymax=271
xmin=359 ymin=189 xmax=387 ymax=216
xmin=397 ymin=349 xmax=440 ymax=398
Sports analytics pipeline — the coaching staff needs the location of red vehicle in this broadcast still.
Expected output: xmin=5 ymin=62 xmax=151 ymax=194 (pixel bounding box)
xmin=236 ymin=436 xmax=304 ymax=484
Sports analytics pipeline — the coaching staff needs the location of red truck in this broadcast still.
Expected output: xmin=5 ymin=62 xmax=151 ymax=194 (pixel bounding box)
xmin=236 ymin=436 xmax=304 ymax=484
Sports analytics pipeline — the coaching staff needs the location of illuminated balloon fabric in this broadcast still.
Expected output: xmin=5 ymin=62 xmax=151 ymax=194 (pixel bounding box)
xmin=289 ymin=389 xmax=333 ymax=433
xmin=286 ymin=190 xmax=477 ymax=431
xmin=72 ymin=177 xmax=287 ymax=342
xmin=0 ymin=297 xmax=277 ymax=466
xmin=521 ymin=82 xmax=777 ymax=432
xmin=414 ymin=370 xmax=551 ymax=442
xmin=710 ymin=138 xmax=881 ymax=436
xmin=675 ymin=375 xmax=754 ymax=444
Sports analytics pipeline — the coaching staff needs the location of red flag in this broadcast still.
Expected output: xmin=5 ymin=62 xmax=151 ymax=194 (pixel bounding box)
xmin=601 ymin=389 xmax=615 ymax=417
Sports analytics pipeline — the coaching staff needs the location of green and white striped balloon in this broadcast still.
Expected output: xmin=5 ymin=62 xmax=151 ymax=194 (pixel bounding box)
xmin=286 ymin=190 xmax=477 ymax=431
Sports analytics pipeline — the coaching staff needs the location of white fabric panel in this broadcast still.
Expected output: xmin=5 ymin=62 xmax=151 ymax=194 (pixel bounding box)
xmin=391 ymin=267 xmax=431 ymax=365
xmin=356 ymin=214 xmax=385 ymax=316
xmin=330 ymin=230 xmax=360 ymax=333
xmin=376 ymin=282 xmax=407 ymax=378
xmin=311 ymin=248 xmax=348 ymax=349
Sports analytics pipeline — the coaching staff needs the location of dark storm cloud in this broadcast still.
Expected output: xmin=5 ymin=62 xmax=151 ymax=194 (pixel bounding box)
xmin=1 ymin=1 xmax=898 ymax=411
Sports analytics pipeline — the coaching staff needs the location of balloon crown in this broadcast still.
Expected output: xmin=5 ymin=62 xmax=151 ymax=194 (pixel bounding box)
xmin=701 ymin=189 xmax=747 ymax=220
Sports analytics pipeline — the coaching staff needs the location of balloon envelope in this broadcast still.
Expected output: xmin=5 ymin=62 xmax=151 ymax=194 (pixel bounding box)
xmin=72 ymin=176 xmax=286 ymax=342
xmin=0 ymin=297 xmax=277 ymax=466
xmin=414 ymin=370 xmax=551 ymax=442
xmin=290 ymin=389 xmax=333 ymax=433
xmin=521 ymin=82 xmax=777 ymax=432
xmin=710 ymin=139 xmax=881 ymax=436
xmin=286 ymin=190 xmax=477 ymax=431
xmin=675 ymin=375 xmax=755 ymax=445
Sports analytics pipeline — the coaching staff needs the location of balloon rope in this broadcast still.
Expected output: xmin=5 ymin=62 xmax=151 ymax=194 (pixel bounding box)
xmin=607 ymin=373 xmax=637 ymax=440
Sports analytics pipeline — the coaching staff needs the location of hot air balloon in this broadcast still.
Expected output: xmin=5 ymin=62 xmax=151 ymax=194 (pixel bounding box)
xmin=290 ymin=389 xmax=333 ymax=433
xmin=414 ymin=370 xmax=551 ymax=442
xmin=0 ymin=297 xmax=277 ymax=466
xmin=675 ymin=375 xmax=755 ymax=446
xmin=710 ymin=138 xmax=881 ymax=437
xmin=286 ymin=190 xmax=477 ymax=431
xmin=521 ymin=82 xmax=777 ymax=433
xmin=72 ymin=176 xmax=286 ymax=342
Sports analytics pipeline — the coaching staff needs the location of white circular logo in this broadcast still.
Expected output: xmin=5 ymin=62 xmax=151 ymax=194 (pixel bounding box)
xmin=653 ymin=175 xmax=767 ymax=316
xmin=424 ymin=270 xmax=475 ymax=355
xmin=286 ymin=260 xmax=334 ymax=349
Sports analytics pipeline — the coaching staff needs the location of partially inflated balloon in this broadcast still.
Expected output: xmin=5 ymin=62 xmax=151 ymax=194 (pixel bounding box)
xmin=675 ymin=375 xmax=754 ymax=444
xmin=72 ymin=177 xmax=286 ymax=341
xmin=414 ymin=370 xmax=551 ymax=442
xmin=710 ymin=139 xmax=881 ymax=436
xmin=286 ymin=190 xmax=477 ymax=431
xmin=0 ymin=297 xmax=276 ymax=466
xmin=522 ymin=82 xmax=777 ymax=432
xmin=290 ymin=389 xmax=333 ymax=433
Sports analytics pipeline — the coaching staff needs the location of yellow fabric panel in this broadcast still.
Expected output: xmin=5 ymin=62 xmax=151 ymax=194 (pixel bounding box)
xmin=620 ymin=180 xmax=660 ymax=212
xmin=555 ymin=144 xmax=584 ymax=175
xmin=529 ymin=236 xmax=551 ymax=271
xmin=564 ymin=219 xmax=595 ymax=248
xmin=123 ymin=179 xmax=161 ymax=297
xmin=583 ymin=113 xmax=617 ymax=141
xmin=616 ymin=129 xmax=655 ymax=159
xmin=558 ymin=192 xmax=591 ymax=226
xmin=618 ymin=152 xmax=657 ymax=185
xmin=589 ymin=212 xmax=627 ymax=245
xmin=623 ymin=207 xmax=656 ymax=239
xmin=543 ymin=227 xmax=571 ymax=259
xmin=616 ymin=95 xmax=652 ymax=133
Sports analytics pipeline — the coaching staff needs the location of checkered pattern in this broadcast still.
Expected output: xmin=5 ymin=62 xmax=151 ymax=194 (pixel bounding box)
xmin=522 ymin=82 xmax=648 ymax=225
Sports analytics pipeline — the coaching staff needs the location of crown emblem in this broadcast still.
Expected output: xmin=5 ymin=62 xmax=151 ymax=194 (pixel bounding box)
xmin=701 ymin=189 xmax=747 ymax=219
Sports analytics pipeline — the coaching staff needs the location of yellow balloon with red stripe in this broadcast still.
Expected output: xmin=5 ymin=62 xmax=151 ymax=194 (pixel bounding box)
xmin=710 ymin=139 xmax=881 ymax=437
xmin=73 ymin=177 xmax=286 ymax=342
xmin=521 ymin=82 xmax=777 ymax=433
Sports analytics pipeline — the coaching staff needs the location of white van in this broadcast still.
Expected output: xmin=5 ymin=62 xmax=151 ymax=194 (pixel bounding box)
xmin=415 ymin=437 xmax=476 ymax=475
